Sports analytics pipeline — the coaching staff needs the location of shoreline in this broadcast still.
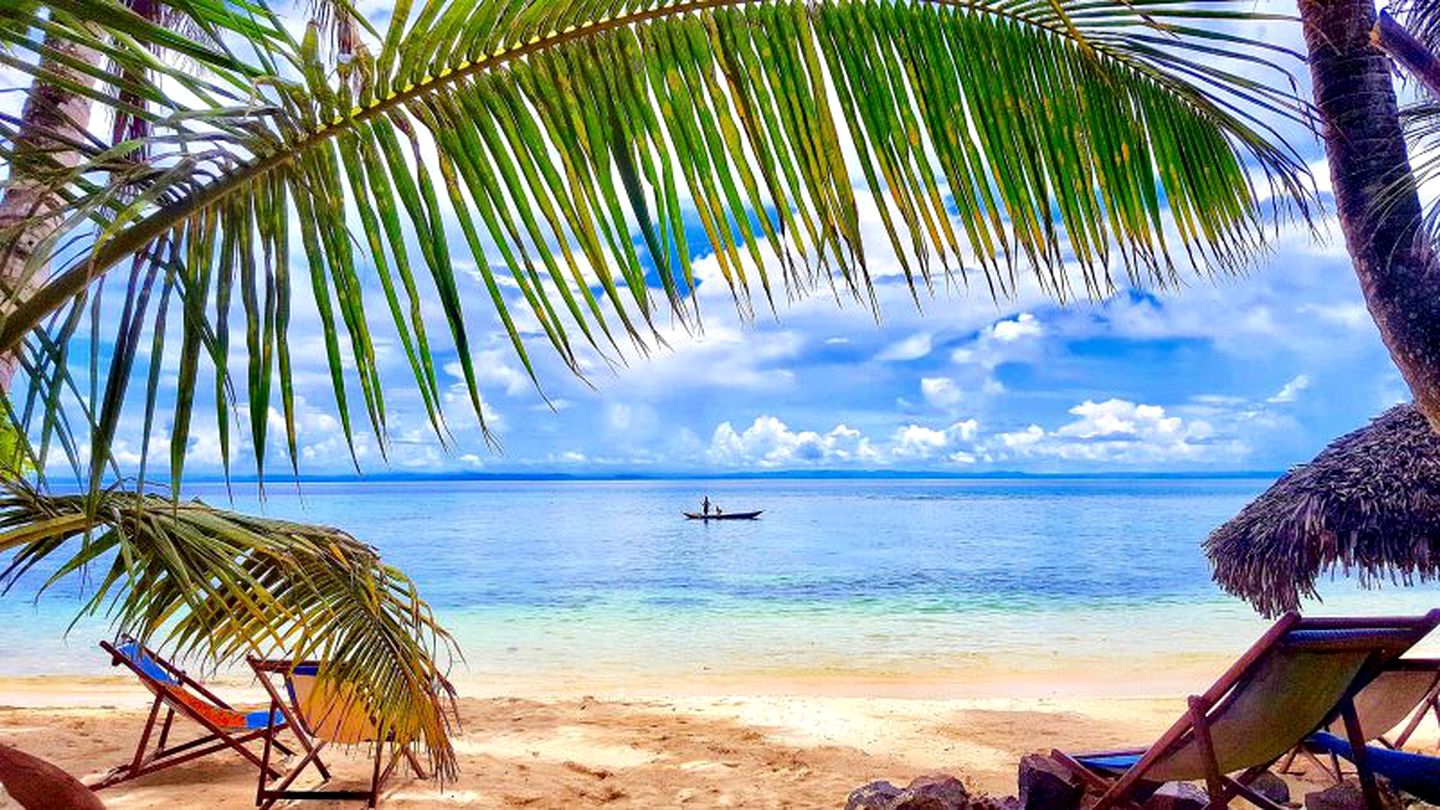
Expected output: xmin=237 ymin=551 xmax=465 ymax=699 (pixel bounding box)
xmin=0 ymin=656 xmax=1236 ymax=710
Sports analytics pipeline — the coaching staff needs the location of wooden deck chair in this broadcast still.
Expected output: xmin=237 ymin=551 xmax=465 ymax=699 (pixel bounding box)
xmin=1051 ymin=611 xmax=1440 ymax=810
xmin=249 ymin=659 xmax=429 ymax=809
xmin=1279 ymin=658 xmax=1440 ymax=780
xmin=90 ymin=637 xmax=294 ymax=790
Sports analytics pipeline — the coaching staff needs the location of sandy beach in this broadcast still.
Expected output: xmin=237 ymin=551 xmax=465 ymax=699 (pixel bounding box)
xmin=0 ymin=664 xmax=1388 ymax=809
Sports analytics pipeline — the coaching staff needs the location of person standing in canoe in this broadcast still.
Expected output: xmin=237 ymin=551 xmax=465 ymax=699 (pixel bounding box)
xmin=702 ymin=496 xmax=711 ymax=516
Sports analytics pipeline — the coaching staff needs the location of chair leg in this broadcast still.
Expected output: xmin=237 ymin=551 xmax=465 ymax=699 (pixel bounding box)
xmin=1341 ymin=699 xmax=1384 ymax=810
xmin=1293 ymin=748 xmax=1342 ymax=783
xmin=256 ymin=709 xmax=276 ymax=808
xmin=258 ymin=741 xmax=329 ymax=810
xmin=1277 ymin=746 xmax=1300 ymax=775
xmin=1188 ymin=697 xmax=1225 ymax=809
xmin=131 ymin=693 xmax=164 ymax=773
xmin=155 ymin=708 xmax=175 ymax=754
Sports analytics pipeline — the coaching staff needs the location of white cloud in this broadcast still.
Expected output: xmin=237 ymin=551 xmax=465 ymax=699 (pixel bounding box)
xmin=701 ymin=400 xmax=1240 ymax=469
xmin=891 ymin=420 xmax=980 ymax=460
xmin=1268 ymin=374 xmax=1311 ymax=404
xmin=707 ymin=417 xmax=880 ymax=467
xmin=470 ymin=350 xmax=530 ymax=397
xmin=1299 ymin=303 xmax=1371 ymax=331
xmin=891 ymin=424 xmax=948 ymax=458
xmin=991 ymin=312 xmax=1043 ymax=343
xmin=877 ymin=333 xmax=933 ymax=362
xmin=920 ymin=377 xmax=964 ymax=410
xmin=1056 ymin=399 xmax=1185 ymax=440
xmin=992 ymin=399 xmax=1232 ymax=464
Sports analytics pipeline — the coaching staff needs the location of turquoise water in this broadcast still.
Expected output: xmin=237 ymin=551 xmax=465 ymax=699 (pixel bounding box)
xmin=4 ymin=478 xmax=1440 ymax=688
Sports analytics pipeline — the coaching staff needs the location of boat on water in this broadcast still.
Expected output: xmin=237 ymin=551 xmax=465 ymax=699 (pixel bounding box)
xmin=684 ymin=510 xmax=763 ymax=521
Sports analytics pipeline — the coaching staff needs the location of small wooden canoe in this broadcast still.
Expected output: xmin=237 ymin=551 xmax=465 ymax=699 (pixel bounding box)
xmin=684 ymin=510 xmax=763 ymax=520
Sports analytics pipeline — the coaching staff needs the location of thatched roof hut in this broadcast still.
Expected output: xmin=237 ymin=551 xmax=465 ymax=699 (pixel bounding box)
xmin=1207 ymin=403 xmax=1440 ymax=616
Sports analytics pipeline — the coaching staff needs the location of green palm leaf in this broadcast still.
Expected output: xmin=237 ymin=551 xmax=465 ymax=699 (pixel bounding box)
xmin=0 ymin=0 xmax=1314 ymax=488
xmin=0 ymin=477 xmax=460 ymax=776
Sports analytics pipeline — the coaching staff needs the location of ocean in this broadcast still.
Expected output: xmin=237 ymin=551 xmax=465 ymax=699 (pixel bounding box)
xmin=4 ymin=477 xmax=1438 ymax=691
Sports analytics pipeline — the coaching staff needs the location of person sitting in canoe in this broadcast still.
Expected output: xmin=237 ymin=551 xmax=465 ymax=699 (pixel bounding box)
xmin=702 ymin=496 xmax=711 ymax=516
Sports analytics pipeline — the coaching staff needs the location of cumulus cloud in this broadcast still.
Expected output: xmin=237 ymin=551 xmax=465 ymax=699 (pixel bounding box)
xmin=707 ymin=417 xmax=880 ymax=467
xmin=920 ymin=377 xmax=964 ymax=410
xmin=991 ymin=312 xmax=1043 ymax=343
xmin=877 ymin=333 xmax=934 ymax=362
xmin=891 ymin=420 xmax=980 ymax=461
xmin=700 ymin=393 xmax=1255 ymax=471
xmin=992 ymin=399 xmax=1232 ymax=464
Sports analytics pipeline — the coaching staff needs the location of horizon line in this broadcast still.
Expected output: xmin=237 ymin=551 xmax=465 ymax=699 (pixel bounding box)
xmin=164 ymin=469 xmax=1289 ymax=485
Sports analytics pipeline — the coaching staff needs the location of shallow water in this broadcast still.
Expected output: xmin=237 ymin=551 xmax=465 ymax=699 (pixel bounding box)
xmin=4 ymin=478 xmax=1438 ymax=687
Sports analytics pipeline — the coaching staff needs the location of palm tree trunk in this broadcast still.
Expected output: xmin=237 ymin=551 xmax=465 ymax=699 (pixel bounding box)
xmin=1299 ymin=0 xmax=1440 ymax=429
xmin=0 ymin=33 xmax=99 ymax=390
xmin=0 ymin=32 xmax=106 ymax=805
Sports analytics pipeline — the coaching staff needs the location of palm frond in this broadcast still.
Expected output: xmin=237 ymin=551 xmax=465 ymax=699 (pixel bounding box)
xmin=1395 ymin=0 xmax=1440 ymax=67
xmin=0 ymin=0 xmax=1316 ymax=487
xmin=0 ymin=476 xmax=460 ymax=776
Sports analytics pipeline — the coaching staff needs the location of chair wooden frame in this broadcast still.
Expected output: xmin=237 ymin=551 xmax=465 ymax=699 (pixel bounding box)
xmin=249 ymin=658 xmax=427 ymax=809
xmin=89 ymin=637 xmax=296 ymax=790
xmin=1052 ymin=611 xmax=1440 ymax=810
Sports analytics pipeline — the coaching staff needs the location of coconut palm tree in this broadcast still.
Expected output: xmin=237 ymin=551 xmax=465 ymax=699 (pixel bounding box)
xmin=0 ymin=0 xmax=1315 ymax=781
xmin=1295 ymin=0 xmax=1440 ymax=431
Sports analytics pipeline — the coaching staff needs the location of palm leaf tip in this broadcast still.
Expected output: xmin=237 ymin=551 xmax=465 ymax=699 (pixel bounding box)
xmin=0 ymin=477 xmax=461 ymax=778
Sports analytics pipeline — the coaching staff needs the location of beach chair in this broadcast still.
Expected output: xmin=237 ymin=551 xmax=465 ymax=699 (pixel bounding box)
xmin=90 ymin=637 xmax=292 ymax=790
xmin=1279 ymin=658 xmax=1440 ymax=780
xmin=1051 ymin=611 xmax=1440 ymax=810
xmin=249 ymin=658 xmax=429 ymax=809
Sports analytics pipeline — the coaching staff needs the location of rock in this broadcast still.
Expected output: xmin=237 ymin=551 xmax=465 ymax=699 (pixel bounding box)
xmin=0 ymin=743 xmax=106 ymax=810
xmin=1018 ymin=754 xmax=1084 ymax=810
xmin=1142 ymin=782 xmax=1208 ymax=810
xmin=890 ymin=772 xmax=971 ymax=810
xmin=972 ymin=795 xmax=1022 ymax=810
xmin=846 ymin=780 xmax=903 ymax=810
xmin=1305 ymin=779 xmax=1402 ymax=810
xmin=1247 ymin=772 xmax=1290 ymax=805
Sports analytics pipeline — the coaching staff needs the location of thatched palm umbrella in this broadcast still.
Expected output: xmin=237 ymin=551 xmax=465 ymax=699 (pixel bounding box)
xmin=1207 ymin=404 xmax=1440 ymax=617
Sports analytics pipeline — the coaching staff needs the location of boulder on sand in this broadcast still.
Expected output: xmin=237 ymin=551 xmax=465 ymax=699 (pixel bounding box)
xmin=847 ymin=780 xmax=904 ymax=810
xmin=1142 ymin=782 xmax=1208 ymax=810
xmin=1247 ymin=771 xmax=1290 ymax=806
xmin=1018 ymin=754 xmax=1083 ymax=810
xmin=0 ymin=743 xmax=106 ymax=810
xmin=1305 ymin=780 xmax=1403 ymax=810
xmin=890 ymin=772 xmax=971 ymax=810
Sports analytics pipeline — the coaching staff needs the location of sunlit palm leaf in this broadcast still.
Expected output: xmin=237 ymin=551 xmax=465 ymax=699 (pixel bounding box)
xmin=0 ymin=0 xmax=1314 ymax=489
xmin=0 ymin=477 xmax=460 ymax=777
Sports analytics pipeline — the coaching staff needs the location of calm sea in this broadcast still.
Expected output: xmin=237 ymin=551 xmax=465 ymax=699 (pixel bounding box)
xmin=4 ymin=478 xmax=1439 ymax=690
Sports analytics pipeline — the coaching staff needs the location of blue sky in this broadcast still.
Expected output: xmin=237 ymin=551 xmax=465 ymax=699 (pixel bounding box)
xmin=0 ymin=3 xmax=1413 ymax=478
